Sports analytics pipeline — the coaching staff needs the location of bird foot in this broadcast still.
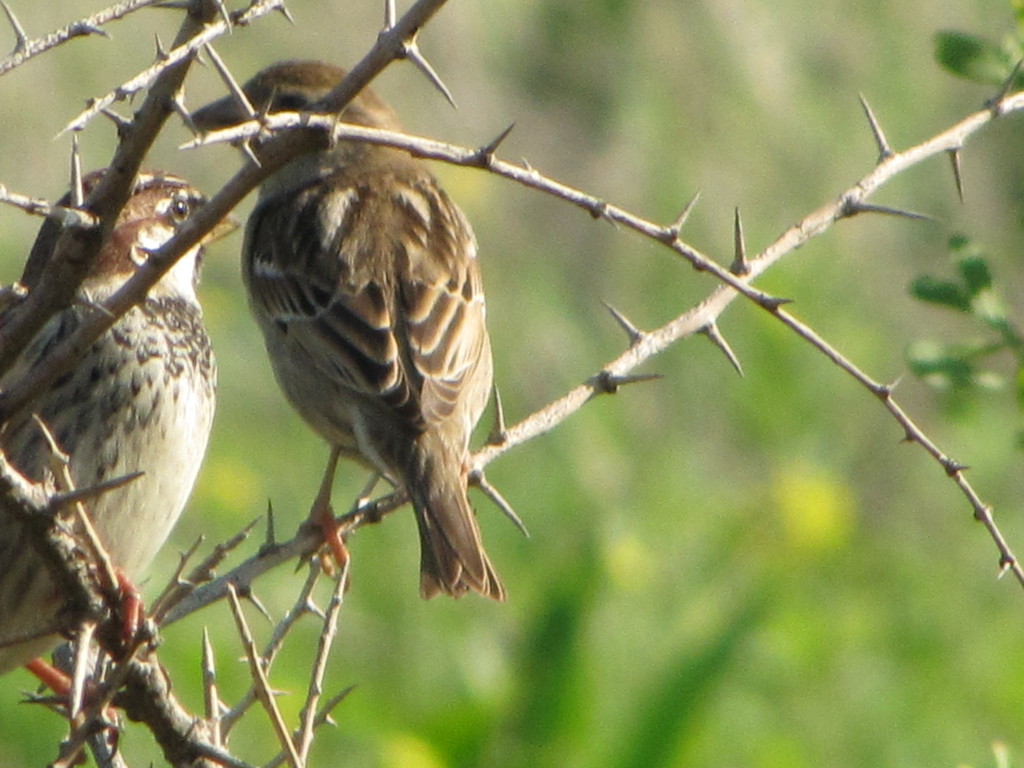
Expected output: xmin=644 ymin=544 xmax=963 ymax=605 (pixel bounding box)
xmin=312 ymin=504 xmax=350 ymax=578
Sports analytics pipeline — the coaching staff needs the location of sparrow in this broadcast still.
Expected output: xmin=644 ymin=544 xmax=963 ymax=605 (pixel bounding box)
xmin=192 ymin=60 xmax=505 ymax=600
xmin=0 ymin=170 xmax=218 ymax=674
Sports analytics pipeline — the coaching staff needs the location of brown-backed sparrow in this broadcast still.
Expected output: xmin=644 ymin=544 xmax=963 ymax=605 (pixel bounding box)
xmin=192 ymin=60 xmax=505 ymax=600
xmin=0 ymin=170 xmax=218 ymax=673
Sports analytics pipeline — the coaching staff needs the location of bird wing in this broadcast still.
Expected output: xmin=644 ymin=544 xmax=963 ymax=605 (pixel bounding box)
xmin=244 ymin=173 xmax=489 ymax=433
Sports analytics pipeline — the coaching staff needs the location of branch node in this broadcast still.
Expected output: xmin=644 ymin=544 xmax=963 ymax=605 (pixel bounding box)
xmin=760 ymin=295 xmax=794 ymax=311
xmin=942 ymin=457 xmax=968 ymax=477
xmin=78 ymin=21 xmax=108 ymax=39
xmin=997 ymin=552 xmax=1014 ymax=579
xmin=245 ymin=590 xmax=272 ymax=623
xmin=872 ymin=380 xmax=894 ymax=400
xmin=593 ymin=370 xmax=662 ymax=395
xmin=843 ymin=198 xmax=934 ymax=222
xmin=474 ymin=123 xmax=515 ymax=167
xmin=99 ymin=107 xmax=133 ymax=138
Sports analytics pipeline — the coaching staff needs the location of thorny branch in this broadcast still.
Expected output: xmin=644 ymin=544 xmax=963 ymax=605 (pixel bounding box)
xmin=173 ymin=87 xmax=1024 ymax=600
xmin=0 ymin=0 xmax=1023 ymax=765
xmin=0 ymin=0 xmax=160 ymax=77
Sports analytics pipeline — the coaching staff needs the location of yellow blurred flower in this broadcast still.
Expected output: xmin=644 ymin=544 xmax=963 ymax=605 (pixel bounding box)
xmin=771 ymin=462 xmax=855 ymax=554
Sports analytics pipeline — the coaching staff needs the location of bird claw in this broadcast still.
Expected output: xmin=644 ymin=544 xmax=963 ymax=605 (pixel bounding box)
xmin=316 ymin=510 xmax=350 ymax=578
xmin=102 ymin=567 xmax=153 ymax=661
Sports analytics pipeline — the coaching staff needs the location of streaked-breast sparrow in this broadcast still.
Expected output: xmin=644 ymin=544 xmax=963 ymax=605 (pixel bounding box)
xmin=0 ymin=170 xmax=218 ymax=674
xmin=193 ymin=60 xmax=504 ymax=600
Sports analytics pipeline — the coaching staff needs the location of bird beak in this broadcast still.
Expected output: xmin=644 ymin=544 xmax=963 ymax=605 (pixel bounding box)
xmin=191 ymin=94 xmax=250 ymax=132
xmin=202 ymin=214 xmax=240 ymax=246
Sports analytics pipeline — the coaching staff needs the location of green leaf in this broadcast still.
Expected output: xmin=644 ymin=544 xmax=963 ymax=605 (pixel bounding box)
xmin=958 ymin=255 xmax=993 ymax=296
xmin=906 ymin=346 xmax=975 ymax=390
xmin=934 ymin=30 xmax=1018 ymax=85
xmin=948 ymin=232 xmax=971 ymax=252
xmin=909 ymin=275 xmax=971 ymax=313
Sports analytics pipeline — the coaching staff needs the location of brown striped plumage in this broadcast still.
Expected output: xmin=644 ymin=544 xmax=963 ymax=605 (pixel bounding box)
xmin=0 ymin=171 xmax=216 ymax=673
xmin=193 ymin=61 xmax=504 ymax=600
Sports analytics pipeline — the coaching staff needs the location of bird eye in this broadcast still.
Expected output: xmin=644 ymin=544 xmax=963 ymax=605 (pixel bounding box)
xmin=275 ymin=92 xmax=308 ymax=111
xmin=169 ymin=193 xmax=192 ymax=222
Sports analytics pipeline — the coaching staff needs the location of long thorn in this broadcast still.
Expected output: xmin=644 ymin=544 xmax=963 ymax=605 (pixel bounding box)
xmin=202 ymin=628 xmax=223 ymax=748
xmin=731 ymin=207 xmax=749 ymax=275
xmin=844 ymin=200 xmax=934 ymax=222
xmin=947 ymin=148 xmax=965 ymax=202
xmin=487 ymin=386 xmax=507 ymax=445
xmin=472 ymin=470 xmax=529 ymax=537
xmin=594 ymin=370 xmax=662 ymax=395
xmin=0 ymin=0 xmax=28 ymax=55
xmin=666 ymin=190 xmax=701 ymax=239
xmin=989 ymin=58 xmax=1024 ymax=113
xmin=99 ymin=107 xmax=132 ymax=136
xmin=479 ymin=123 xmax=515 ymax=161
xmin=403 ymin=39 xmax=456 ymax=108
xmin=211 ymin=0 xmax=232 ymax=29
xmin=700 ymin=322 xmax=743 ymax=376
xmin=49 ymin=472 xmax=144 ymax=510
xmin=153 ymin=32 xmax=167 ymax=60
xmin=70 ymin=135 xmax=84 ymax=208
xmin=602 ymin=301 xmax=644 ymax=345
xmin=859 ymin=93 xmax=893 ymax=161
xmin=204 ymin=42 xmax=257 ymax=122
xmin=276 ymin=1 xmax=295 ymax=24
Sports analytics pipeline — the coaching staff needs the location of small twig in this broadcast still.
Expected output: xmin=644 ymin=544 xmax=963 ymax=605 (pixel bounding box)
xmin=0 ymin=0 xmax=158 ymax=77
xmin=151 ymin=518 xmax=258 ymax=623
xmin=296 ymin=563 xmax=349 ymax=763
xmin=264 ymin=687 xmax=356 ymax=768
xmin=33 ymin=416 xmax=121 ymax=598
xmin=220 ymin=562 xmax=322 ymax=736
xmin=61 ymin=0 xmax=285 ymax=134
xmin=202 ymin=628 xmax=223 ymax=749
xmin=226 ymin=583 xmax=302 ymax=768
xmin=0 ymin=182 xmax=98 ymax=227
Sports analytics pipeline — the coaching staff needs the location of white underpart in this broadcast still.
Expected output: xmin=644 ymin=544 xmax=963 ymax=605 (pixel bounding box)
xmin=134 ymin=224 xmax=201 ymax=304
xmin=349 ymin=404 xmax=393 ymax=479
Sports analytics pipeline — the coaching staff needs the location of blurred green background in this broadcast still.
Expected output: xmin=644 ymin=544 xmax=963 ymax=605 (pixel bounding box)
xmin=1 ymin=1 xmax=1023 ymax=766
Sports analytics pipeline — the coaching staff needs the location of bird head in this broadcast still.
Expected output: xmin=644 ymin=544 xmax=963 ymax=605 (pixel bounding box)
xmin=191 ymin=59 xmax=403 ymax=134
xmin=23 ymin=170 xmax=233 ymax=304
